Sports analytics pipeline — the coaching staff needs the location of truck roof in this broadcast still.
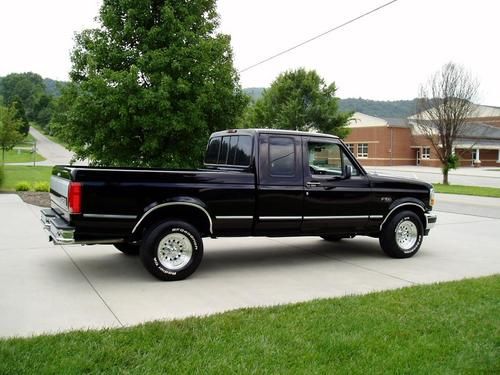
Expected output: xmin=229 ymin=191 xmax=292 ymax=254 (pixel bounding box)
xmin=210 ymin=128 xmax=340 ymax=139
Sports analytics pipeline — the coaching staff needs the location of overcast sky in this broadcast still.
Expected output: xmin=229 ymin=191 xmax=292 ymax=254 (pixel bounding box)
xmin=0 ymin=0 xmax=499 ymax=104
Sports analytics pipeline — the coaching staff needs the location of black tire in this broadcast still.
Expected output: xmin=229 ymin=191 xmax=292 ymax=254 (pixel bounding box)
xmin=140 ymin=221 xmax=203 ymax=281
xmin=321 ymin=235 xmax=344 ymax=242
xmin=379 ymin=211 xmax=423 ymax=258
xmin=114 ymin=243 xmax=140 ymax=255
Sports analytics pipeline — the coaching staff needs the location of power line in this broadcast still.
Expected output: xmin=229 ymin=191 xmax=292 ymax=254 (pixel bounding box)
xmin=239 ymin=0 xmax=400 ymax=73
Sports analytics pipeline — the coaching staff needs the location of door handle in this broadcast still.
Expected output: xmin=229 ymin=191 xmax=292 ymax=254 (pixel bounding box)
xmin=306 ymin=181 xmax=321 ymax=187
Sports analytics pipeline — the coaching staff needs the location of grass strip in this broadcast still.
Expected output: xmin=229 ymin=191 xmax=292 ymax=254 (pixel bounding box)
xmin=0 ymin=165 xmax=52 ymax=191
xmin=434 ymin=183 xmax=500 ymax=198
xmin=2 ymin=149 xmax=45 ymax=163
xmin=0 ymin=275 xmax=498 ymax=374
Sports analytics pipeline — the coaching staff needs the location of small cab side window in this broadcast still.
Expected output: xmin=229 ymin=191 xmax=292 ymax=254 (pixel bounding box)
xmin=269 ymin=136 xmax=295 ymax=176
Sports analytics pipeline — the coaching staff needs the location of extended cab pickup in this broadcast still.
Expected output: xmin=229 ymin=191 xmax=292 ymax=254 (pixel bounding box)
xmin=41 ymin=129 xmax=437 ymax=281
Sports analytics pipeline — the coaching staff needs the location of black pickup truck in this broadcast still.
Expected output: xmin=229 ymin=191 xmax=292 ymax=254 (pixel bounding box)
xmin=41 ymin=129 xmax=436 ymax=281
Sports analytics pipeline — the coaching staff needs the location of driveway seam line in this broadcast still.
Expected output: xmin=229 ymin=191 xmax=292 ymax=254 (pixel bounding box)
xmin=61 ymin=245 xmax=124 ymax=328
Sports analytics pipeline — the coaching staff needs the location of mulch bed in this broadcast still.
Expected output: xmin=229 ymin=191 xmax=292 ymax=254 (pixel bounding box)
xmin=15 ymin=192 xmax=51 ymax=207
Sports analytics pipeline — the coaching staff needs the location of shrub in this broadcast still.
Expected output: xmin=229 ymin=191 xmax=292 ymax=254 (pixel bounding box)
xmin=33 ymin=181 xmax=50 ymax=192
xmin=15 ymin=181 xmax=31 ymax=191
xmin=0 ymin=165 xmax=4 ymax=187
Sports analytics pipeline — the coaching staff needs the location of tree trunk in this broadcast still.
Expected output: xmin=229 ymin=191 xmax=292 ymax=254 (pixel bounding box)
xmin=442 ymin=169 xmax=449 ymax=185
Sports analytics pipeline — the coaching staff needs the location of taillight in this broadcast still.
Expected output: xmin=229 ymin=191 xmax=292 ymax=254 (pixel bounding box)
xmin=68 ymin=182 xmax=82 ymax=214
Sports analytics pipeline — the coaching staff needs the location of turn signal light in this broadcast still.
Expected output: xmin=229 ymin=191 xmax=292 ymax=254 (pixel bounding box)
xmin=68 ymin=182 xmax=82 ymax=214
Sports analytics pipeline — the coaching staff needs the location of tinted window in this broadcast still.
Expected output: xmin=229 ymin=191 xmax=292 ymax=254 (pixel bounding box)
xmin=219 ymin=136 xmax=230 ymax=164
xmin=234 ymin=136 xmax=252 ymax=166
xmin=205 ymin=137 xmax=221 ymax=164
xmin=269 ymin=137 xmax=295 ymax=176
xmin=227 ymin=136 xmax=239 ymax=164
xmin=205 ymin=135 xmax=252 ymax=166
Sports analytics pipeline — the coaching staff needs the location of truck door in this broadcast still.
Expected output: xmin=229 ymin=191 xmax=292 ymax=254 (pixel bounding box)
xmin=301 ymin=137 xmax=372 ymax=235
xmin=254 ymin=134 xmax=304 ymax=235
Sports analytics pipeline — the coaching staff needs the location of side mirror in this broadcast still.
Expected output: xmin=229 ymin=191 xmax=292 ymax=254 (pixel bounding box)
xmin=343 ymin=165 xmax=352 ymax=179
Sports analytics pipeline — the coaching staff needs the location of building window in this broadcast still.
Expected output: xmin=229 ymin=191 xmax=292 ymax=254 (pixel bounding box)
xmin=346 ymin=143 xmax=354 ymax=154
xmin=422 ymin=147 xmax=431 ymax=159
xmin=357 ymin=143 xmax=368 ymax=158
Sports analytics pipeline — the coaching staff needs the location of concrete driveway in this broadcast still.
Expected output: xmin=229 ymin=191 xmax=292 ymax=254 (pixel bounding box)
xmin=0 ymin=193 xmax=499 ymax=338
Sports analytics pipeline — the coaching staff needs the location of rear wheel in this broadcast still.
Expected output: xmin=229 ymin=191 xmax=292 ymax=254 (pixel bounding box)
xmin=114 ymin=243 xmax=140 ymax=255
xmin=140 ymin=221 xmax=203 ymax=281
xmin=379 ymin=211 xmax=423 ymax=258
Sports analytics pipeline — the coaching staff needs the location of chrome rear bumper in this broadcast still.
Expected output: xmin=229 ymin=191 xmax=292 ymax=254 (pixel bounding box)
xmin=41 ymin=208 xmax=75 ymax=244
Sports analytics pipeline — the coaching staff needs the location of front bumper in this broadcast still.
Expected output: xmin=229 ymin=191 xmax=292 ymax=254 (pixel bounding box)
xmin=424 ymin=212 xmax=437 ymax=234
xmin=41 ymin=208 xmax=75 ymax=244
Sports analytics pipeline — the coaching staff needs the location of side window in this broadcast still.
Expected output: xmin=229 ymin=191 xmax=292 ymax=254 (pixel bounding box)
xmin=205 ymin=137 xmax=221 ymax=164
xmin=308 ymin=141 xmax=361 ymax=177
xmin=269 ymin=136 xmax=295 ymax=176
xmin=342 ymin=152 xmax=361 ymax=176
xmin=308 ymin=142 xmax=342 ymax=176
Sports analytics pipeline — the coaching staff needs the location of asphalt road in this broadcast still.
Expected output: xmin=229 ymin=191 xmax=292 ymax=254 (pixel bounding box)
xmin=1 ymin=193 xmax=499 ymax=338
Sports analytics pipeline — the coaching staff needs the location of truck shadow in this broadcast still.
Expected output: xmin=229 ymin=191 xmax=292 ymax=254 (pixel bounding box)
xmin=198 ymin=237 xmax=385 ymax=275
xmin=48 ymin=238 xmax=385 ymax=282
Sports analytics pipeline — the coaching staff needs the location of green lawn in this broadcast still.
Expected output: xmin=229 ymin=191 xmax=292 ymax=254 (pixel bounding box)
xmin=0 ymin=276 xmax=498 ymax=374
xmin=0 ymin=165 xmax=52 ymax=191
xmin=434 ymin=183 xmax=500 ymax=198
xmin=2 ymin=148 xmax=45 ymax=163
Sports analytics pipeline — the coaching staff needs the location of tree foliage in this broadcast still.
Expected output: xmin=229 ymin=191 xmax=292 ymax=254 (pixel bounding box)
xmin=53 ymin=0 xmax=247 ymax=167
xmin=0 ymin=105 xmax=24 ymax=164
xmin=415 ymin=62 xmax=479 ymax=184
xmin=244 ymin=69 xmax=351 ymax=138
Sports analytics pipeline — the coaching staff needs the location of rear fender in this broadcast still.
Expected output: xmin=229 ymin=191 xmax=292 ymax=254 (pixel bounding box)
xmin=131 ymin=197 xmax=213 ymax=239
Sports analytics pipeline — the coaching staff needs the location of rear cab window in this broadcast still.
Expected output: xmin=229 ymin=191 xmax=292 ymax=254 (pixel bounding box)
xmin=204 ymin=135 xmax=252 ymax=167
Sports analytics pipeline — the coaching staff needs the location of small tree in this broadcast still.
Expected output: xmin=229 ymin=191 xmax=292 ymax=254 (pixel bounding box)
xmin=0 ymin=105 xmax=24 ymax=164
xmin=415 ymin=62 xmax=479 ymax=184
xmin=246 ymin=68 xmax=352 ymax=137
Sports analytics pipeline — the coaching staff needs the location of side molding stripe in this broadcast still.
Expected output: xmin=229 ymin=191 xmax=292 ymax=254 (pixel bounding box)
xmin=132 ymin=202 xmax=213 ymax=234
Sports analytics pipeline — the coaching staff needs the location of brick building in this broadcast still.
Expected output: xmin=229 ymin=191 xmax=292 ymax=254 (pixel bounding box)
xmin=344 ymin=104 xmax=500 ymax=167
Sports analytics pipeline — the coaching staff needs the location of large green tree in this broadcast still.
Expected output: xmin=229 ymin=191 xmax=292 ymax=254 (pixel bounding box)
xmin=245 ymin=69 xmax=352 ymax=137
xmin=0 ymin=105 xmax=24 ymax=164
xmin=53 ymin=0 xmax=247 ymax=167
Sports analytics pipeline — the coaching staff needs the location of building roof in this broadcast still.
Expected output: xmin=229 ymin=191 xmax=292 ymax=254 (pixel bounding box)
xmin=348 ymin=112 xmax=409 ymax=128
xmin=409 ymin=103 xmax=500 ymax=120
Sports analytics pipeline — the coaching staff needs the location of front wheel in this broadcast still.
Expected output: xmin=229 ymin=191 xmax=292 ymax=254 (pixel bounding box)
xmin=140 ymin=221 xmax=204 ymax=281
xmin=379 ymin=211 xmax=423 ymax=258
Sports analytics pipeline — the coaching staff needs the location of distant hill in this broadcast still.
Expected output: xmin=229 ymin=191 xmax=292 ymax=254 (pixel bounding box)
xmin=243 ymin=87 xmax=418 ymax=119
xmin=243 ymin=87 xmax=265 ymax=102
xmin=43 ymin=78 xmax=68 ymax=96
xmin=0 ymin=74 xmax=67 ymax=97
xmin=339 ymin=98 xmax=419 ymax=118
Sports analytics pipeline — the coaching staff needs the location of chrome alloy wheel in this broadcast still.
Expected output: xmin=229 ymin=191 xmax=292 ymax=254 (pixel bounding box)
xmin=157 ymin=233 xmax=193 ymax=270
xmin=395 ymin=219 xmax=418 ymax=251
